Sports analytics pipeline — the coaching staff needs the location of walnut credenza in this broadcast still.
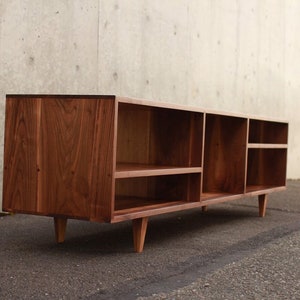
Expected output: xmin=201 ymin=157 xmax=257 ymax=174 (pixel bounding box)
xmin=3 ymin=95 xmax=288 ymax=252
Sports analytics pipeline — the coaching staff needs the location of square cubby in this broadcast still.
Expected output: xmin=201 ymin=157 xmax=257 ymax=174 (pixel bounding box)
xmin=203 ymin=114 xmax=247 ymax=196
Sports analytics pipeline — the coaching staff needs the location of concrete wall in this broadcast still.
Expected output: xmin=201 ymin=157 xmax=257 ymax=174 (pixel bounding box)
xmin=0 ymin=0 xmax=299 ymax=208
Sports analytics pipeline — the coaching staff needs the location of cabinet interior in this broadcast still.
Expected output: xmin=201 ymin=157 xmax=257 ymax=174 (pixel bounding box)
xmin=114 ymin=173 xmax=201 ymax=213
xmin=246 ymin=148 xmax=287 ymax=192
xmin=249 ymin=120 xmax=288 ymax=144
xmin=116 ymin=103 xmax=203 ymax=169
xmin=115 ymin=102 xmax=203 ymax=213
xmin=202 ymin=114 xmax=247 ymax=198
xmin=115 ymin=103 xmax=288 ymax=211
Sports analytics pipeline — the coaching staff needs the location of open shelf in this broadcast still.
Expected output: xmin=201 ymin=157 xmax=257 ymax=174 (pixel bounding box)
xmin=114 ymin=173 xmax=201 ymax=214
xmin=116 ymin=103 xmax=204 ymax=173
xmin=249 ymin=119 xmax=288 ymax=144
xmin=246 ymin=148 xmax=287 ymax=191
xmin=201 ymin=192 xmax=236 ymax=201
xmin=248 ymin=143 xmax=288 ymax=149
xmin=114 ymin=197 xmax=185 ymax=214
xmin=115 ymin=163 xmax=202 ymax=178
xmin=203 ymin=114 xmax=247 ymax=195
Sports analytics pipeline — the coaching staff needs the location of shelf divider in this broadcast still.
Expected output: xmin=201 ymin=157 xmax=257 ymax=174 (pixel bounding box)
xmin=248 ymin=143 xmax=287 ymax=149
xmin=115 ymin=163 xmax=202 ymax=178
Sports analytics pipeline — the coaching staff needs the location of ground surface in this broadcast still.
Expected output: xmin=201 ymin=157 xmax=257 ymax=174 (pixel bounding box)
xmin=0 ymin=180 xmax=299 ymax=299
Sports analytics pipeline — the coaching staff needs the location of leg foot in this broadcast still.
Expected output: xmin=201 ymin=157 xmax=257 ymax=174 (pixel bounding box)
xmin=258 ymin=194 xmax=268 ymax=217
xmin=202 ymin=206 xmax=208 ymax=212
xmin=54 ymin=217 xmax=67 ymax=243
xmin=132 ymin=217 xmax=148 ymax=253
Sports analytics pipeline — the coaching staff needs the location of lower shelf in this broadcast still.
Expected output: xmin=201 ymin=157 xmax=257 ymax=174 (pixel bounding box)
xmin=201 ymin=192 xmax=234 ymax=201
xmin=115 ymin=196 xmax=176 ymax=210
xmin=246 ymin=185 xmax=286 ymax=194
xmin=115 ymin=196 xmax=185 ymax=214
xmin=113 ymin=184 xmax=287 ymax=221
xmin=115 ymin=173 xmax=201 ymax=209
xmin=113 ymin=197 xmax=191 ymax=221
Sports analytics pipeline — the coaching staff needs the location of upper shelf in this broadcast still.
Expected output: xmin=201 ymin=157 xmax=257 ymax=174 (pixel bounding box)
xmin=248 ymin=119 xmax=288 ymax=144
xmin=115 ymin=163 xmax=202 ymax=178
xmin=116 ymin=102 xmax=204 ymax=169
xmin=248 ymin=143 xmax=288 ymax=149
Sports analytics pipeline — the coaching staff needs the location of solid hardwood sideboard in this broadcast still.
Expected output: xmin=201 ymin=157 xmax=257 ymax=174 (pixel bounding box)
xmin=2 ymin=95 xmax=288 ymax=252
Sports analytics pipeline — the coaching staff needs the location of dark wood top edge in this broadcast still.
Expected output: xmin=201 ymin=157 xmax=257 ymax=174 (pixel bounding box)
xmin=5 ymin=94 xmax=288 ymax=123
xmin=6 ymin=94 xmax=116 ymax=99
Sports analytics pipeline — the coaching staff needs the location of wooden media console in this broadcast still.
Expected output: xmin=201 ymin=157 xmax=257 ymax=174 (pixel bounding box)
xmin=2 ymin=95 xmax=288 ymax=252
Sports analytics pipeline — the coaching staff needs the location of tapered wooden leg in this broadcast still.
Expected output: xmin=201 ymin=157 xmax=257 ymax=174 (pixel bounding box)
xmin=202 ymin=206 xmax=208 ymax=212
xmin=54 ymin=217 xmax=67 ymax=243
xmin=258 ymin=194 xmax=268 ymax=217
xmin=132 ymin=217 xmax=148 ymax=253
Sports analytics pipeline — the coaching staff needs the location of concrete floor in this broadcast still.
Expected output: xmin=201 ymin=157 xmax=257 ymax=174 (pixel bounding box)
xmin=0 ymin=180 xmax=299 ymax=299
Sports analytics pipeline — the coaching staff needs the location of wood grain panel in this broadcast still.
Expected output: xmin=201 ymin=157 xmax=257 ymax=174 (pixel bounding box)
xmin=89 ymin=98 xmax=116 ymax=222
xmin=189 ymin=113 xmax=204 ymax=167
xmin=3 ymin=97 xmax=39 ymax=213
xmin=115 ymin=173 xmax=201 ymax=213
xmin=246 ymin=149 xmax=287 ymax=187
xmin=4 ymin=95 xmax=116 ymax=221
xmin=203 ymin=114 xmax=247 ymax=194
xmin=38 ymin=98 xmax=98 ymax=218
xmin=150 ymin=108 xmax=190 ymax=167
xmin=116 ymin=103 xmax=151 ymax=165
xmin=249 ymin=120 xmax=288 ymax=144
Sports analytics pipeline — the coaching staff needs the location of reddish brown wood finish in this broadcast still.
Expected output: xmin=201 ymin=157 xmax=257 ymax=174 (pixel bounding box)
xmin=202 ymin=206 xmax=208 ymax=212
xmin=246 ymin=148 xmax=287 ymax=196
xmin=114 ymin=173 xmax=201 ymax=214
xmin=116 ymin=103 xmax=151 ymax=166
xmin=2 ymin=95 xmax=288 ymax=252
xmin=249 ymin=120 xmax=288 ymax=144
xmin=3 ymin=98 xmax=39 ymax=213
xmin=116 ymin=104 xmax=203 ymax=169
xmin=258 ymin=194 xmax=268 ymax=217
xmin=115 ymin=164 xmax=201 ymax=179
xmin=3 ymin=95 xmax=116 ymax=222
xmin=132 ymin=217 xmax=148 ymax=253
xmin=88 ymin=98 xmax=116 ymax=222
xmin=203 ymin=114 xmax=247 ymax=194
xmin=38 ymin=98 xmax=98 ymax=218
xmin=54 ymin=217 xmax=67 ymax=243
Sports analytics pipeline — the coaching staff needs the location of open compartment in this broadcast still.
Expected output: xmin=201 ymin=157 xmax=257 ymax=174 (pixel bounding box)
xmin=116 ymin=103 xmax=204 ymax=177
xmin=114 ymin=173 xmax=201 ymax=214
xmin=246 ymin=148 xmax=287 ymax=192
xmin=202 ymin=114 xmax=247 ymax=199
xmin=249 ymin=120 xmax=288 ymax=144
